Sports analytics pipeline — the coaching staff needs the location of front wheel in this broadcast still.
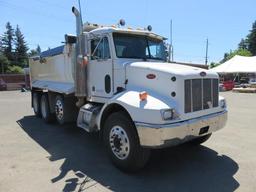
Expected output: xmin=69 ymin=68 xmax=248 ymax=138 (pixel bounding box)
xmin=103 ymin=112 xmax=150 ymax=172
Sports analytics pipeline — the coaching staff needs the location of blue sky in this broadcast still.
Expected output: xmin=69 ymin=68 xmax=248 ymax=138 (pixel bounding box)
xmin=0 ymin=0 xmax=255 ymax=64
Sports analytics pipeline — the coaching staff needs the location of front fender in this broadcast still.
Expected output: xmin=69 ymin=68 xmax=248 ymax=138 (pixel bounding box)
xmin=98 ymin=89 xmax=177 ymax=127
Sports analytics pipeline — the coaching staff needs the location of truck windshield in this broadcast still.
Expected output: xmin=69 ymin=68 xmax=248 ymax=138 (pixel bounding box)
xmin=113 ymin=33 xmax=167 ymax=61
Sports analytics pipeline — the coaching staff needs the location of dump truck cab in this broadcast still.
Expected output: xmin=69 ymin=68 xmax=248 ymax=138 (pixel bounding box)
xmin=83 ymin=25 xmax=167 ymax=101
xmin=29 ymin=7 xmax=227 ymax=172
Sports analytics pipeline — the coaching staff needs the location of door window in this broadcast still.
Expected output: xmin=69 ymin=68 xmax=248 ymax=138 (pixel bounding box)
xmin=91 ymin=37 xmax=111 ymax=60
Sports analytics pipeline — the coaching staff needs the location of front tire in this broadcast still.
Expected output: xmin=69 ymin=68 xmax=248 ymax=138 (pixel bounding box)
xmin=103 ymin=112 xmax=150 ymax=172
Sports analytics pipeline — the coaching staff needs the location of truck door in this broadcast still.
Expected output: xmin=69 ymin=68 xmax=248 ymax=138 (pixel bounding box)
xmin=89 ymin=36 xmax=113 ymax=98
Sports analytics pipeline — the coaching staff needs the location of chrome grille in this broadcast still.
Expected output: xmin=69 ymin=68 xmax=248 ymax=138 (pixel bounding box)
xmin=184 ymin=79 xmax=219 ymax=113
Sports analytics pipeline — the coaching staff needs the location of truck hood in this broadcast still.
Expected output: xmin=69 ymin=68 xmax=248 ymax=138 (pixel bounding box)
xmin=124 ymin=61 xmax=222 ymax=122
xmin=126 ymin=61 xmax=218 ymax=78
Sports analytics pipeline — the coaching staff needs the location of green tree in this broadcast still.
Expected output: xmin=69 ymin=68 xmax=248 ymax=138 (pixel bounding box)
xmin=0 ymin=53 xmax=10 ymax=73
xmin=220 ymin=49 xmax=252 ymax=63
xmin=28 ymin=45 xmax=41 ymax=57
xmin=0 ymin=37 xmax=3 ymax=53
xmin=247 ymin=21 xmax=256 ymax=55
xmin=36 ymin=44 xmax=41 ymax=54
xmin=1 ymin=22 xmax=14 ymax=61
xmin=14 ymin=25 xmax=29 ymax=67
xmin=6 ymin=65 xmax=23 ymax=74
xmin=28 ymin=49 xmax=38 ymax=57
xmin=238 ymin=38 xmax=248 ymax=50
xmin=210 ymin=62 xmax=220 ymax=69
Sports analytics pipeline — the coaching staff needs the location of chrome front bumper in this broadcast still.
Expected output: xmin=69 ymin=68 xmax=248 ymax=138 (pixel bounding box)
xmin=135 ymin=110 xmax=227 ymax=148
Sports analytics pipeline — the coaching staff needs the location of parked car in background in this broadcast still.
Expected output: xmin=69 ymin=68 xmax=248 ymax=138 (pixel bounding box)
xmin=222 ymin=80 xmax=235 ymax=91
xmin=0 ymin=78 xmax=7 ymax=91
xmin=249 ymin=78 xmax=256 ymax=84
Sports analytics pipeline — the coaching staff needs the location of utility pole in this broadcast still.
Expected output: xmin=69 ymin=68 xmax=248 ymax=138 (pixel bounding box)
xmin=169 ymin=20 xmax=174 ymax=62
xmin=205 ymin=38 xmax=208 ymax=65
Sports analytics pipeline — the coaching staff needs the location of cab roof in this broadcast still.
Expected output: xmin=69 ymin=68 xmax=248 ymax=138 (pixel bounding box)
xmin=83 ymin=23 xmax=167 ymax=40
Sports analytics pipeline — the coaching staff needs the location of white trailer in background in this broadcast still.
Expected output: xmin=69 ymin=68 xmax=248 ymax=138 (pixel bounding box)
xmin=29 ymin=7 xmax=227 ymax=171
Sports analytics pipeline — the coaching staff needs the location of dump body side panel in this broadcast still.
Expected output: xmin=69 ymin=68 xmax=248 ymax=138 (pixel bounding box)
xmin=29 ymin=45 xmax=75 ymax=94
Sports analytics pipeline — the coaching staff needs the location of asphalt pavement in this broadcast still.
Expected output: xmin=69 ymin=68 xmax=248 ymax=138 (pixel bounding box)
xmin=0 ymin=91 xmax=256 ymax=192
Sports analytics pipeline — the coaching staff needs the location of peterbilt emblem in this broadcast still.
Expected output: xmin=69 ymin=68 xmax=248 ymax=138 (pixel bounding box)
xmin=146 ymin=74 xmax=156 ymax=79
xmin=200 ymin=71 xmax=207 ymax=77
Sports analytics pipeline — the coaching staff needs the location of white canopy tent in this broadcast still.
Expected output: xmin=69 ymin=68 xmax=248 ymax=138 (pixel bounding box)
xmin=211 ymin=55 xmax=256 ymax=73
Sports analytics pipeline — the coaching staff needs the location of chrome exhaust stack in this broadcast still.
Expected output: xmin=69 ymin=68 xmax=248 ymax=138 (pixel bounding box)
xmin=72 ymin=6 xmax=87 ymax=99
xmin=72 ymin=6 xmax=83 ymax=36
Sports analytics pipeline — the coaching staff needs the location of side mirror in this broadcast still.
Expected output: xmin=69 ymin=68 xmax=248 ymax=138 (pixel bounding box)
xmin=65 ymin=34 xmax=77 ymax=44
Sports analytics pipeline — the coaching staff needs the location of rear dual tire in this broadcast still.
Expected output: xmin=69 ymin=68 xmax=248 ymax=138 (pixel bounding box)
xmin=55 ymin=95 xmax=77 ymax=124
xmin=40 ymin=94 xmax=54 ymax=123
xmin=33 ymin=92 xmax=54 ymax=123
xmin=33 ymin=92 xmax=77 ymax=124
xmin=32 ymin=92 xmax=41 ymax=117
xmin=55 ymin=96 xmax=65 ymax=124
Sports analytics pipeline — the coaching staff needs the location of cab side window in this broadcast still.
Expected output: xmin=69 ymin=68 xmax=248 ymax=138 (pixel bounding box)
xmin=91 ymin=37 xmax=111 ymax=60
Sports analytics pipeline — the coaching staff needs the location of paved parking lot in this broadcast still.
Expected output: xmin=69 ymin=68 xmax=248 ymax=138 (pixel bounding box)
xmin=0 ymin=91 xmax=256 ymax=192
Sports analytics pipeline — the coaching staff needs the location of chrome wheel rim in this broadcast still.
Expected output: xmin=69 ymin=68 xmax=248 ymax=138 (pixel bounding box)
xmin=55 ymin=99 xmax=63 ymax=120
xmin=109 ymin=126 xmax=130 ymax=160
xmin=41 ymin=97 xmax=47 ymax=118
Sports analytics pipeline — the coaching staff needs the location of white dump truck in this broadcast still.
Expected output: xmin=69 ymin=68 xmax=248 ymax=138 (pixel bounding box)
xmin=29 ymin=7 xmax=227 ymax=171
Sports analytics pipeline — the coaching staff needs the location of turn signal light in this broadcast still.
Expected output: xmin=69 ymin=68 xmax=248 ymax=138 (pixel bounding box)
xmin=139 ymin=91 xmax=148 ymax=101
xmin=83 ymin=56 xmax=89 ymax=65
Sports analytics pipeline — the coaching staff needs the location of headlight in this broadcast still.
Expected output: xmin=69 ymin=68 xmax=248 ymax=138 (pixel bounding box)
xmin=220 ymin=99 xmax=226 ymax=108
xmin=160 ymin=109 xmax=176 ymax=120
